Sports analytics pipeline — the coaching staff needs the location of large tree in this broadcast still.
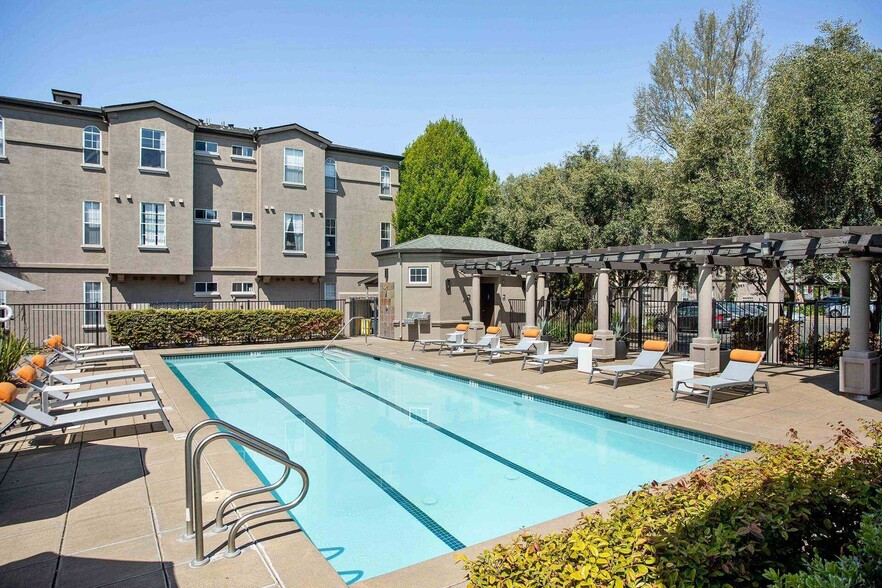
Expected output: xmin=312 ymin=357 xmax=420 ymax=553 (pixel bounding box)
xmin=393 ymin=118 xmax=494 ymax=242
xmin=632 ymin=0 xmax=765 ymax=154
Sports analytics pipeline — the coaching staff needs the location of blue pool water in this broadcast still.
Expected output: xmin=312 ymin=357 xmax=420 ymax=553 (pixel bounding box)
xmin=165 ymin=348 xmax=747 ymax=583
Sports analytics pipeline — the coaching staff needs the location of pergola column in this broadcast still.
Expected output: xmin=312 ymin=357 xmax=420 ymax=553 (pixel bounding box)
xmin=666 ymin=272 xmax=679 ymax=353
xmin=525 ymin=273 xmax=537 ymax=328
xmin=765 ymin=268 xmax=782 ymax=363
xmin=840 ymin=258 xmax=880 ymax=400
xmin=690 ymin=264 xmax=720 ymax=373
xmin=470 ymin=274 xmax=483 ymax=341
xmin=593 ymin=268 xmax=616 ymax=360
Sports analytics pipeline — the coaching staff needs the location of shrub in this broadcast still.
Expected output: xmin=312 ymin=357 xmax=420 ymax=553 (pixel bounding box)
xmin=460 ymin=422 xmax=882 ymax=588
xmin=730 ymin=315 xmax=766 ymax=350
xmin=107 ymin=308 xmax=343 ymax=349
xmin=816 ymin=329 xmax=882 ymax=368
xmin=0 ymin=331 xmax=33 ymax=382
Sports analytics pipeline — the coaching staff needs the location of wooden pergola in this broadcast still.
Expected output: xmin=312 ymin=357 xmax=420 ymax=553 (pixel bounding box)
xmin=443 ymin=226 xmax=882 ymax=400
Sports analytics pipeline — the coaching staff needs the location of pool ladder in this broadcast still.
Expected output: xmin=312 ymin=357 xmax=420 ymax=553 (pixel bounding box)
xmin=317 ymin=315 xmax=369 ymax=361
xmin=182 ymin=419 xmax=309 ymax=567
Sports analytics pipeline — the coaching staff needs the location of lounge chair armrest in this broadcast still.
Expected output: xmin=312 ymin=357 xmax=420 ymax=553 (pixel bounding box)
xmin=45 ymin=383 xmax=81 ymax=392
xmin=74 ymin=343 xmax=96 ymax=349
xmin=51 ymin=369 xmax=83 ymax=375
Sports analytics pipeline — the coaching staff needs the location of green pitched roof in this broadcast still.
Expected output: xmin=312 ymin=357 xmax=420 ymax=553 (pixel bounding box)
xmin=373 ymin=235 xmax=531 ymax=256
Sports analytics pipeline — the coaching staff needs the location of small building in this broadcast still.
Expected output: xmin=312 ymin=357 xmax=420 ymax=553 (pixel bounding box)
xmin=373 ymin=235 xmax=532 ymax=341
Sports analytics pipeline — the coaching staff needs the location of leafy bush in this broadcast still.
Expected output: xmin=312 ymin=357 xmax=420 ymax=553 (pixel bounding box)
xmin=778 ymin=317 xmax=802 ymax=364
xmin=107 ymin=308 xmax=343 ymax=349
xmin=0 ymin=331 xmax=34 ymax=382
xmin=731 ymin=315 xmax=766 ymax=350
xmin=816 ymin=329 xmax=882 ymax=368
xmin=460 ymin=422 xmax=882 ymax=588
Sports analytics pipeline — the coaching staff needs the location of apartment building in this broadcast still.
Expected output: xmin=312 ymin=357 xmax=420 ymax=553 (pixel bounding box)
xmin=0 ymin=90 xmax=400 ymax=308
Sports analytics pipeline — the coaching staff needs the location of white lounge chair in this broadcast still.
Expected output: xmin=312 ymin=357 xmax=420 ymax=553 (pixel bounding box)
xmin=411 ymin=324 xmax=469 ymax=352
xmin=27 ymin=355 xmax=147 ymax=386
xmin=14 ymin=365 xmax=161 ymax=413
xmin=522 ymin=333 xmax=595 ymax=374
xmin=477 ymin=327 xmax=541 ymax=364
xmin=588 ymin=340 xmax=669 ymax=388
xmin=44 ymin=338 xmax=139 ymax=367
xmin=0 ymin=382 xmax=171 ymax=442
xmin=46 ymin=334 xmax=131 ymax=357
xmin=673 ymin=349 xmax=769 ymax=407
xmin=441 ymin=326 xmax=502 ymax=356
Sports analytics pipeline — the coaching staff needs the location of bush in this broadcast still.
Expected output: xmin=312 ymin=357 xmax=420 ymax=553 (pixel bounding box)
xmin=731 ymin=315 xmax=766 ymax=350
xmin=460 ymin=422 xmax=882 ymax=588
xmin=816 ymin=329 xmax=882 ymax=368
xmin=107 ymin=308 xmax=343 ymax=349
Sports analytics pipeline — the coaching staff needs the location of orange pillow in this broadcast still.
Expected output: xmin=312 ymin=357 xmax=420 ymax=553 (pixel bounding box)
xmin=0 ymin=382 xmax=18 ymax=404
xmin=574 ymin=333 xmax=593 ymax=343
xmin=730 ymin=349 xmax=763 ymax=363
xmin=30 ymin=355 xmax=48 ymax=369
xmin=486 ymin=326 xmax=501 ymax=334
xmin=455 ymin=324 xmax=469 ymax=331
xmin=643 ymin=340 xmax=668 ymax=352
xmin=16 ymin=365 xmax=37 ymax=383
xmin=44 ymin=338 xmax=60 ymax=350
xmin=51 ymin=334 xmax=64 ymax=344
xmin=523 ymin=328 xmax=541 ymax=338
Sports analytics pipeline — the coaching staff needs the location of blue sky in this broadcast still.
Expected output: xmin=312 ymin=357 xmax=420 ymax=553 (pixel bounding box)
xmin=1 ymin=0 xmax=880 ymax=177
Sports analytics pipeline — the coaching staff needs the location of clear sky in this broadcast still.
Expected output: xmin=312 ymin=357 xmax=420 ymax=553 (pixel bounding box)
xmin=1 ymin=0 xmax=880 ymax=177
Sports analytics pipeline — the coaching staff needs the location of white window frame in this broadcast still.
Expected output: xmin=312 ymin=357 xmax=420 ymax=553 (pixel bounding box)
xmin=283 ymin=148 xmax=305 ymax=185
xmin=408 ymin=266 xmax=430 ymax=285
xmin=231 ymin=211 xmax=255 ymax=226
xmin=283 ymin=213 xmax=305 ymax=253
xmin=380 ymin=165 xmax=391 ymax=196
xmin=0 ymin=195 xmax=7 ymax=244
xmin=231 ymin=145 xmax=254 ymax=160
xmin=194 ymin=208 xmax=219 ymax=224
xmin=82 ymin=201 xmax=102 ymax=247
xmin=0 ymin=115 xmax=5 ymax=159
xmin=324 ymin=218 xmax=336 ymax=255
xmin=83 ymin=125 xmax=102 ymax=166
xmin=83 ymin=281 xmax=103 ymax=328
xmin=194 ymin=140 xmax=219 ymax=156
xmin=140 ymin=128 xmax=166 ymax=170
xmin=325 ymin=158 xmax=337 ymax=192
xmin=323 ymin=282 xmax=336 ymax=301
xmin=380 ymin=222 xmax=392 ymax=249
xmin=231 ymin=282 xmax=255 ymax=297
xmin=194 ymin=282 xmax=219 ymax=297
xmin=139 ymin=202 xmax=167 ymax=248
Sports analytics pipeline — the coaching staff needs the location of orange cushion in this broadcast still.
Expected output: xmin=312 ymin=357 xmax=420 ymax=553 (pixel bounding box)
xmin=730 ymin=349 xmax=764 ymax=363
xmin=574 ymin=333 xmax=593 ymax=343
xmin=52 ymin=334 xmax=64 ymax=344
xmin=0 ymin=382 xmax=18 ymax=404
xmin=30 ymin=355 xmax=48 ymax=369
xmin=643 ymin=340 xmax=668 ymax=352
xmin=16 ymin=365 xmax=37 ymax=383
xmin=44 ymin=338 xmax=61 ymax=350
xmin=486 ymin=326 xmax=501 ymax=334
xmin=455 ymin=324 xmax=469 ymax=331
xmin=523 ymin=328 xmax=541 ymax=338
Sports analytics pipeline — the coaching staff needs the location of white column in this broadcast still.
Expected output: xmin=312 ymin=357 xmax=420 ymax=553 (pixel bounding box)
xmin=525 ymin=273 xmax=537 ymax=328
xmin=690 ymin=264 xmax=720 ymax=372
xmin=840 ymin=258 xmax=879 ymax=399
xmin=593 ymin=268 xmax=616 ymax=360
xmin=666 ymin=272 xmax=678 ymax=352
xmin=471 ymin=274 xmax=481 ymax=324
xmin=765 ymin=268 xmax=782 ymax=363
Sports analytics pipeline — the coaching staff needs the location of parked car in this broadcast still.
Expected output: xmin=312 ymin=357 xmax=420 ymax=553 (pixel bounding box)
xmin=827 ymin=303 xmax=849 ymax=318
xmin=817 ymin=296 xmax=849 ymax=309
xmin=653 ymin=301 xmax=733 ymax=333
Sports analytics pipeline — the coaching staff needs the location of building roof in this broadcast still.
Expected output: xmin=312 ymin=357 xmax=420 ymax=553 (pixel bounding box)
xmin=103 ymin=100 xmax=201 ymax=126
xmin=0 ymin=95 xmax=103 ymax=117
xmin=328 ymin=143 xmax=404 ymax=161
xmin=373 ymin=235 xmax=531 ymax=257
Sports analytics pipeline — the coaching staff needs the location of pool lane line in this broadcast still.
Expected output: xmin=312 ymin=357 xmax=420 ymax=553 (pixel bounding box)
xmin=221 ymin=361 xmax=467 ymax=551
xmin=286 ymin=358 xmax=596 ymax=508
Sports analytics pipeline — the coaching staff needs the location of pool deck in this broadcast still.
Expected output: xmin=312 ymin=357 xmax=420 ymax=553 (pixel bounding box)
xmin=1 ymin=337 xmax=880 ymax=588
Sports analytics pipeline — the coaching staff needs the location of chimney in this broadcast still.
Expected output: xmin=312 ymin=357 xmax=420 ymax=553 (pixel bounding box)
xmin=51 ymin=89 xmax=82 ymax=106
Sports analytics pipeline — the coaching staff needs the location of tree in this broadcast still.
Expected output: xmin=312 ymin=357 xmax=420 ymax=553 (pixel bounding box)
xmin=632 ymin=0 xmax=765 ymax=154
xmin=393 ymin=118 xmax=494 ymax=242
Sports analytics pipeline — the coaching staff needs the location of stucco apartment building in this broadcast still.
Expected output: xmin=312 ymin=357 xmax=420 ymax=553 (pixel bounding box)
xmin=0 ymin=89 xmax=400 ymax=308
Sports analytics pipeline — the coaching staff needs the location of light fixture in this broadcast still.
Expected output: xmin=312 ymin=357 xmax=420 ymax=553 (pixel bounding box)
xmin=760 ymin=240 xmax=773 ymax=257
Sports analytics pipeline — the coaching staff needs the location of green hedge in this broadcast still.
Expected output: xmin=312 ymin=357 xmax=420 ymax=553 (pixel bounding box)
xmin=107 ymin=308 xmax=343 ymax=349
xmin=460 ymin=422 xmax=882 ymax=587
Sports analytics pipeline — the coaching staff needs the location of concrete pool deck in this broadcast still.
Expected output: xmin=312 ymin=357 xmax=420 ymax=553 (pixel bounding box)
xmin=1 ymin=337 xmax=880 ymax=587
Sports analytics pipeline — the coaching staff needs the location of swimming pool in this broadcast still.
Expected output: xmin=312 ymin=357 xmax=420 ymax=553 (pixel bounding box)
xmin=165 ymin=348 xmax=748 ymax=583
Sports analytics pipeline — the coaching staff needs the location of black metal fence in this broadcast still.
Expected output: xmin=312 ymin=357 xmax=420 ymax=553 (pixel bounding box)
xmin=538 ymin=298 xmax=598 ymax=343
xmin=4 ymin=299 xmax=345 ymax=348
xmin=610 ymin=286 xmax=668 ymax=351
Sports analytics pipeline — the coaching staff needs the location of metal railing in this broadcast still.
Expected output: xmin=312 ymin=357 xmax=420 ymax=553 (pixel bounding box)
xmin=183 ymin=419 xmax=308 ymax=566
xmin=321 ymin=315 xmax=367 ymax=357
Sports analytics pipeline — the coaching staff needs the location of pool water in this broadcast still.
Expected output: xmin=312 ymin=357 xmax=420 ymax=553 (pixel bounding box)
xmin=166 ymin=348 xmax=747 ymax=583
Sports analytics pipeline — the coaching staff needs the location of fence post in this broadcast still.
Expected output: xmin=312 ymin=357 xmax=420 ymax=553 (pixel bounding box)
xmin=812 ymin=301 xmax=820 ymax=368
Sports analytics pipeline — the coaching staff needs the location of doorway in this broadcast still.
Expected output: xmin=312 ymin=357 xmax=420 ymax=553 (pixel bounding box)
xmin=480 ymin=282 xmax=495 ymax=327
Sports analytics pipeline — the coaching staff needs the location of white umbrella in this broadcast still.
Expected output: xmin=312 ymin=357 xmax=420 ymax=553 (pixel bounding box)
xmin=0 ymin=271 xmax=44 ymax=292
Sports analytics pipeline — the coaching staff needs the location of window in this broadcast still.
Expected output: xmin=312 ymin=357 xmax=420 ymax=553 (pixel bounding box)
xmin=284 ymin=148 xmax=304 ymax=184
xmin=232 ymin=282 xmax=255 ymax=296
xmin=231 ymin=211 xmax=254 ymax=224
xmin=380 ymin=165 xmax=391 ymax=196
xmin=83 ymin=126 xmax=101 ymax=165
xmin=194 ymin=208 xmax=218 ymax=223
xmin=83 ymin=282 xmax=102 ymax=327
xmin=194 ymin=282 xmax=219 ymax=296
xmin=409 ymin=266 xmax=429 ymax=285
xmin=194 ymin=140 xmax=218 ymax=155
xmin=323 ymin=282 xmax=336 ymax=301
xmin=324 ymin=218 xmax=336 ymax=254
xmin=0 ymin=115 xmax=5 ymax=158
xmin=325 ymin=158 xmax=336 ymax=191
xmin=380 ymin=222 xmax=392 ymax=249
xmin=232 ymin=145 xmax=254 ymax=158
xmin=284 ymin=213 xmax=304 ymax=252
xmin=0 ymin=195 xmax=6 ymax=243
xmin=140 ymin=202 xmax=166 ymax=247
xmin=83 ymin=201 xmax=101 ymax=246
xmin=140 ymin=128 xmax=166 ymax=169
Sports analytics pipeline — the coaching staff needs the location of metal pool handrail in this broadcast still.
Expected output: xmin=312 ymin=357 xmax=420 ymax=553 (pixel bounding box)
xmin=321 ymin=315 xmax=367 ymax=356
xmin=182 ymin=419 xmax=309 ymax=566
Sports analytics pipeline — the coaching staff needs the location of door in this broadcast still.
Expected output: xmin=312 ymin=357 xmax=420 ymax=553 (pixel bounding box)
xmin=480 ymin=283 xmax=495 ymax=327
